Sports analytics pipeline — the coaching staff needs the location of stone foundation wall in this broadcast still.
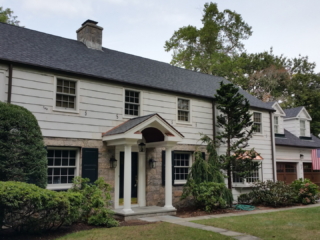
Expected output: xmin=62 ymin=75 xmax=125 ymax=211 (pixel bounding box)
xmin=146 ymin=144 xmax=207 ymax=208
xmin=44 ymin=137 xmax=116 ymax=200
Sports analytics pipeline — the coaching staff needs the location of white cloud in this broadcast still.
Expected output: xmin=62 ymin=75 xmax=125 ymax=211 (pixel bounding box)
xmin=21 ymin=0 xmax=94 ymax=17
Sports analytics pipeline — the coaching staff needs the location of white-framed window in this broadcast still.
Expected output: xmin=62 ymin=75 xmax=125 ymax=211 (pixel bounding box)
xmin=300 ymin=120 xmax=306 ymax=136
xmin=53 ymin=77 xmax=80 ymax=113
xmin=56 ymin=79 xmax=77 ymax=109
xmin=232 ymin=168 xmax=260 ymax=183
xmin=47 ymin=148 xmax=79 ymax=190
xmin=253 ymin=112 xmax=262 ymax=133
xmin=124 ymin=89 xmax=140 ymax=116
xmin=173 ymin=152 xmax=192 ymax=184
xmin=274 ymin=116 xmax=279 ymax=134
xmin=177 ymin=98 xmax=190 ymax=122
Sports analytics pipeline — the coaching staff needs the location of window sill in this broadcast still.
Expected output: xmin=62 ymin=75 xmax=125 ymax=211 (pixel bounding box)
xmin=47 ymin=184 xmax=72 ymax=190
xmin=123 ymin=115 xmax=140 ymax=119
xmin=232 ymin=183 xmax=255 ymax=188
xmin=174 ymin=180 xmax=187 ymax=185
xmin=53 ymin=107 xmax=79 ymax=114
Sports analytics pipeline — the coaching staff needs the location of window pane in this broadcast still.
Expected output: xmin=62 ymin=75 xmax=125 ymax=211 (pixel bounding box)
xmin=56 ymin=79 xmax=76 ymax=109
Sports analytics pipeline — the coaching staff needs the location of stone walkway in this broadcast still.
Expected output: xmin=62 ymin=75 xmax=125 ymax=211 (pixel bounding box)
xmin=138 ymin=203 xmax=320 ymax=240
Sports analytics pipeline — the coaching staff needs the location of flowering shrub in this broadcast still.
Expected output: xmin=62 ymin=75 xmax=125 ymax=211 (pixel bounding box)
xmin=291 ymin=179 xmax=319 ymax=205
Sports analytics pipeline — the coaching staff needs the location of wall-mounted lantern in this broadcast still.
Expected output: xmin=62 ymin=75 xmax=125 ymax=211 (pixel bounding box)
xmin=139 ymin=142 xmax=146 ymax=152
xmin=300 ymin=154 xmax=304 ymax=160
xmin=110 ymin=156 xmax=118 ymax=168
xmin=149 ymin=158 xmax=157 ymax=169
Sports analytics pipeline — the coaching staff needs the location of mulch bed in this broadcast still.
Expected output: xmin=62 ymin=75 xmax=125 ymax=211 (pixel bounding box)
xmin=176 ymin=205 xmax=275 ymax=218
xmin=0 ymin=220 xmax=153 ymax=240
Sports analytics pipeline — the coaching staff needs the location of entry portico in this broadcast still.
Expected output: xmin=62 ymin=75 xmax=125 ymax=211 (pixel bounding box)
xmin=102 ymin=114 xmax=184 ymax=214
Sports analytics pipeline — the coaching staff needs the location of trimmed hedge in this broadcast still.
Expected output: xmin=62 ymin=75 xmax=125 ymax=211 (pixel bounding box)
xmin=0 ymin=102 xmax=47 ymax=188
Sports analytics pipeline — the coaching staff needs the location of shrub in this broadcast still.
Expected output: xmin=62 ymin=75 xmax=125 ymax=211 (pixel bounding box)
xmin=291 ymin=178 xmax=319 ymax=204
xmin=237 ymin=193 xmax=252 ymax=204
xmin=249 ymin=180 xmax=296 ymax=207
xmin=0 ymin=102 xmax=47 ymax=188
xmin=68 ymin=177 xmax=118 ymax=227
xmin=188 ymin=182 xmax=231 ymax=212
xmin=0 ymin=181 xmax=82 ymax=233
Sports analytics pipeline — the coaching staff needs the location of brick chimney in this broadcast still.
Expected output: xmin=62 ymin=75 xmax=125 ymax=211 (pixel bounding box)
xmin=76 ymin=20 xmax=103 ymax=50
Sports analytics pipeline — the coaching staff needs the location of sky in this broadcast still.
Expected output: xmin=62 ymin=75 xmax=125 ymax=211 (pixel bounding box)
xmin=1 ymin=0 xmax=320 ymax=72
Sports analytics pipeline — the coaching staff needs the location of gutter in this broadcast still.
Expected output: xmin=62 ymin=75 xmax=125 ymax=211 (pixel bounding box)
xmin=7 ymin=63 xmax=13 ymax=103
xmin=270 ymin=112 xmax=276 ymax=181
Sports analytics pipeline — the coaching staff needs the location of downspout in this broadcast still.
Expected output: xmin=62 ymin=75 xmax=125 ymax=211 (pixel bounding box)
xmin=212 ymin=100 xmax=216 ymax=143
xmin=7 ymin=64 xmax=13 ymax=103
xmin=270 ymin=111 xmax=276 ymax=181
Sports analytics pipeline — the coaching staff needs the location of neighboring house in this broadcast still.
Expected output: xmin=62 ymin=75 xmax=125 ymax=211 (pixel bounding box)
xmin=269 ymin=102 xmax=320 ymax=186
xmin=0 ymin=20 xmax=276 ymax=216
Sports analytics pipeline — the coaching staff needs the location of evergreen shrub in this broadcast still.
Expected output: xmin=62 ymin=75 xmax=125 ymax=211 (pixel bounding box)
xmin=0 ymin=181 xmax=82 ymax=233
xmin=0 ymin=102 xmax=47 ymax=188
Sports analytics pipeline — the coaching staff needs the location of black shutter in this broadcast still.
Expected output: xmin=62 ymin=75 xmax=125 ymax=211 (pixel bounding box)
xmin=172 ymin=151 xmax=175 ymax=186
xmin=202 ymin=152 xmax=206 ymax=160
xmin=82 ymin=148 xmax=98 ymax=183
xmin=162 ymin=151 xmax=165 ymax=186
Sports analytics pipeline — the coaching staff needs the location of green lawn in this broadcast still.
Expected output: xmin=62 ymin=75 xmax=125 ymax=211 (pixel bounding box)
xmin=193 ymin=206 xmax=320 ymax=240
xmin=56 ymin=222 xmax=233 ymax=240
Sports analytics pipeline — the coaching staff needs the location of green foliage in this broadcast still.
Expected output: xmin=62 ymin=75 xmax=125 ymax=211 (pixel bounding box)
xmin=164 ymin=2 xmax=251 ymax=73
xmin=181 ymin=136 xmax=233 ymax=209
xmin=190 ymin=182 xmax=230 ymax=212
xmin=0 ymin=102 xmax=47 ymax=188
xmin=215 ymin=82 xmax=259 ymax=189
xmin=237 ymin=193 xmax=252 ymax=204
xmin=69 ymin=177 xmax=118 ymax=227
xmin=246 ymin=181 xmax=296 ymax=207
xmin=0 ymin=6 xmax=20 ymax=25
xmin=0 ymin=181 xmax=82 ymax=233
xmin=291 ymin=178 xmax=319 ymax=205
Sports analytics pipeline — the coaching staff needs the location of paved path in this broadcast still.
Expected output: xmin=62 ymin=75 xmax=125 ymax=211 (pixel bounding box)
xmin=139 ymin=203 xmax=320 ymax=240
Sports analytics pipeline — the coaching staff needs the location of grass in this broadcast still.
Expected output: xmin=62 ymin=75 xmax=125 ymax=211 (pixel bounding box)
xmin=56 ymin=222 xmax=233 ymax=240
xmin=193 ymin=206 xmax=320 ymax=240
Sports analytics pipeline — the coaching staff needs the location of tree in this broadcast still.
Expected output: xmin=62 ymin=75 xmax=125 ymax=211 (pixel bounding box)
xmin=215 ymin=82 xmax=260 ymax=189
xmin=0 ymin=7 xmax=20 ymax=26
xmin=164 ymin=2 xmax=252 ymax=73
xmin=0 ymin=102 xmax=47 ymax=188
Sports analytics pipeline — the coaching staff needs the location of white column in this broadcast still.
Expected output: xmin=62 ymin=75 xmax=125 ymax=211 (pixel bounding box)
xmin=164 ymin=146 xmax=175 ymax=209
xmin=297 ymin=161 xmax=303 ymax=179
xmin=123 ymin=144 xmax=134 ymax=213
xmin=138 ymin=151 xmax=146 ymax=207
xmin=114 ymin=147 xmax=120 ymax=209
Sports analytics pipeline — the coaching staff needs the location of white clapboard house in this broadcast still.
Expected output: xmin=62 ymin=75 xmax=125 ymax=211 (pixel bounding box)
xmin=0 ymin=20 xmax=286 ymax=219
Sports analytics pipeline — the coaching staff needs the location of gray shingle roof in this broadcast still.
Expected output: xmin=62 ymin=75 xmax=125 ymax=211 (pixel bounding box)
xmin=284 ymin=107 xmax=304 ymax=118
xmin=103 ymin=114 xmax=157 ymax=136
xmin=0 ymin=23 xmax=273 ymax=111
xmin=275 ymin=129 xmax=320 ymax=148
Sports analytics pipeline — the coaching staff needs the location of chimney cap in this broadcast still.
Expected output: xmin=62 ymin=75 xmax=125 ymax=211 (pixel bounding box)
xmin=82 ymin=19 xmax=98 ymax=26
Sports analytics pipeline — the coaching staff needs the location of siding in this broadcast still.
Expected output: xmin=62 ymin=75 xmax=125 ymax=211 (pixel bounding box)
xmin=215 ymin=108 xmax=274 ymax=184
xmin=284 ymin=119 xmax=299 ymax=137
xmin=0 ymin=70 xmax=5 ymax=102
xmin=7 ymin=67 xmax=213 ymax=145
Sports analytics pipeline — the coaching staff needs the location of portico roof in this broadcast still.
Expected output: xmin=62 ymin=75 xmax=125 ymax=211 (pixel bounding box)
xmin=102 ymin=113 xmax=184 ymax=144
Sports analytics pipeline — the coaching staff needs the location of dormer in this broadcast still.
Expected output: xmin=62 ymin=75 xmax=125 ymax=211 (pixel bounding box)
xmin=268 ymin=102 xmax=286 ymax=135
xmin=283 ymin=106 xmax=312 ymax=138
